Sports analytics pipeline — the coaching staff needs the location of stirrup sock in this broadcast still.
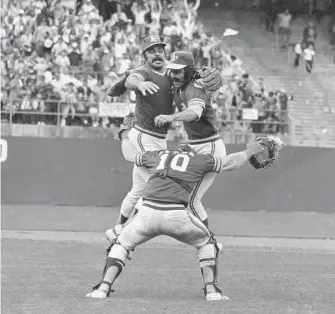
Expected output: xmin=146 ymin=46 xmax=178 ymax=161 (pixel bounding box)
xmin=92 ymin=257 xmax=125 ymax=296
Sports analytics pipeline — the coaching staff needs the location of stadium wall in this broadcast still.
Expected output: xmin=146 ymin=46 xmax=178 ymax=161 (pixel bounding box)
xmin=2 ymin=137 xmax=335 ymax=213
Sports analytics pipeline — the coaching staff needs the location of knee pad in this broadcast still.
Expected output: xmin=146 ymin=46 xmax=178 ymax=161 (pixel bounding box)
xmin=198 ymin=241 xmax=220 ymax=270
xmin=108 ymin=242 xmax=129 ymax=262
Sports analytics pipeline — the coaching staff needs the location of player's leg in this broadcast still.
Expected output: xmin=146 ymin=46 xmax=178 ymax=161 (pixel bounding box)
xmin=117 ymin=129 xmax=167 ymax=224
xmin=162 ymin=209 xmax=228 ymax=301
xmin=86 ymin=206 xmax=158 ymax=298
xmin=117 ymin=165 xmax=147 ymax=224
xmin=188 ymin=140 xmax=226 ymax=227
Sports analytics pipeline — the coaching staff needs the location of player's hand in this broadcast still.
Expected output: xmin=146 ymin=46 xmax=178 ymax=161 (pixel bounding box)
xmin=246 ymin=142 xmax=264 ymax=155
xmin=154 ymin=114 xmax=174 ymax=127
xmin=137 ymin=81 xmax=160 ymax=96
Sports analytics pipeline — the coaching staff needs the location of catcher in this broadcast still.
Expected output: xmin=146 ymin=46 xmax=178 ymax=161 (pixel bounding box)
xmin=107 ymin=37 xmax=224 ymax=231
xmin=86 ymin=134 xmax=283 ymax=301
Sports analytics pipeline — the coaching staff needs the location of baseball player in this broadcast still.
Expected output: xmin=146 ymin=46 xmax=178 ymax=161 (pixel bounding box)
xmin=154 ymin=51 xmax=227 ymax=227
xmin=86 ymin=130 xmax=265 ymax=301
xmin=111 ymin=36 xmax=223 ymax=227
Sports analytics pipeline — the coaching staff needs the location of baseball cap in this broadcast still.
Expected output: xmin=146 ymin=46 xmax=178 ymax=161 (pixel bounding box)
xmin=141 ymin=35 xmax=166 ymax=53
xmin=165 ymin=51 xmax=194 ymax=70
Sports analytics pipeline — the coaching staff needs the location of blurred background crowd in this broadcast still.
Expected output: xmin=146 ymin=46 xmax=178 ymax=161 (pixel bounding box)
xmin=1 ymin=0 xmax=293 ymax=137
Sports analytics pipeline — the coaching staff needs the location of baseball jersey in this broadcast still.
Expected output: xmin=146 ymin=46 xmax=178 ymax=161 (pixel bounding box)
xmin=174 ymin=80 xmax=219 ymax=140
xmin=131 ymin=66 xmax=174 ymax=136
xmin=135 ymin=150 xmax=223 ymax=207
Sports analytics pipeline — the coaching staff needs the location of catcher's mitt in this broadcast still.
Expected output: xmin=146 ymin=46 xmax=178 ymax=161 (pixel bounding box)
xmin=118 ymin=112 xmax=136 ymax=140
xmin=194 ymin=67 xmax=223 ymax=93
xmin=249 ymin=136 xmax=284 ymax=169
xmin=107 ymin=70 xmax=131 ymax=97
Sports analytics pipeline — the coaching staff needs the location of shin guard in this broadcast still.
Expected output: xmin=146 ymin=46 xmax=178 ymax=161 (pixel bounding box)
xmin=198 ymin=236 xmax=222 ymax=295
xmin=92 ymin=244 xmax=127 ymax=296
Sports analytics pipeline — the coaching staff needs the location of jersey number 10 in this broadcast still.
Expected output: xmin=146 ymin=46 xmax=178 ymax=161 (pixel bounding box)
xmin=156 ymin=153 xmax=190 ymax=173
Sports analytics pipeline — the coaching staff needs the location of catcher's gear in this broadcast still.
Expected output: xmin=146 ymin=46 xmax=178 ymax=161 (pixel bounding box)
xmin=118 ymin=112 xmax=136 ymax=140
xmin=249 ymin=136 xmax=284 ymax=169
xmin=194 ymin=67 xmax=223 ymax=93
xmin=107 ymin=70 xmax=131 ymax=97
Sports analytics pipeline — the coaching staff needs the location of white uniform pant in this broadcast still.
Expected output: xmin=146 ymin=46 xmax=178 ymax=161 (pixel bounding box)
xmin=119 ymin=128 xmax=167 ymax=218
xmin=118 ymin=204 xmax=211 ymax=250
xmin=188 ymin=139 xmax=226 ymax=222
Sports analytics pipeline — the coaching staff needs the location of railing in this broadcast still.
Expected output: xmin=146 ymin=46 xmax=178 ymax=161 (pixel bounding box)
xmin=1 ymin=105 xmax=292 ymax=144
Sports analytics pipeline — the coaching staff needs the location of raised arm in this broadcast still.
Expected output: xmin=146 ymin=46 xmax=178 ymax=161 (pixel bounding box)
xmin=193 ymin=0 xmax=201 ymax=11
xmin=157 ymin=0 xmax=162 ymax=13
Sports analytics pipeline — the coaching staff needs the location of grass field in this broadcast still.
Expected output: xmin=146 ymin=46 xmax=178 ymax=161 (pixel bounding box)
xmin=2 ymin=239 xmax=335 ymax=314
xmin=2 ymin=205 xmax=335 ymax=314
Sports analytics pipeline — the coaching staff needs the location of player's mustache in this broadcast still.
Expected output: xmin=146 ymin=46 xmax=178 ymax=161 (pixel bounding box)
xmin=152 ymin=57 xmax=163 ymax=62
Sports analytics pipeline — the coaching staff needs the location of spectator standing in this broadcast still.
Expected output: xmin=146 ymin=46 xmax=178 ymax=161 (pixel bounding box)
xmin=149 ymin=0 xmax=163 ymax=23
xmin=276 ymin=9 xmax=292 ymax=51
xmin=54 ymin=49 xmax=71 ymax=73
xmin=68 ymin=42 xmax=82 ymax=67
xmin=303 ymin=21 xmax=317 ymax=49
xmin=314 ymin=0 xmax=328 ymax=24
xmin=131 ymin=1 xmax=150 ymax=39
xmin=303 ymin=44 xmax=316 ymax=74
xmin=108 ymin=3 xmax=130 ymax=29
xmin=293 ymin=40 xmax=302 ymax=68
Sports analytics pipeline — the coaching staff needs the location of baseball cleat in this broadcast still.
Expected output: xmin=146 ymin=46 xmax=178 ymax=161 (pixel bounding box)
xmin=85 ymin=290 xmax=107 ymax=299
xmin=206 ymin=292 xmax=229 ymax=302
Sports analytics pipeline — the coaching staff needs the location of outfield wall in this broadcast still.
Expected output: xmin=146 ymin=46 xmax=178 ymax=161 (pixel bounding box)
xmin=1 ymin=137 xmax=334 ymax=212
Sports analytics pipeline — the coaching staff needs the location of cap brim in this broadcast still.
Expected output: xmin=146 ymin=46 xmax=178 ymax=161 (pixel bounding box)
xmin=165 ymin=63 xmax=187 ymax=70
xmin=142 ymin=42 xmax=166 ymax=52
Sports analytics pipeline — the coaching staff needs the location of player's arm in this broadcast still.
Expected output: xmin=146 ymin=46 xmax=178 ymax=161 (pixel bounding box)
xmin=211 ymin=142 xmax=264 ymax=172
xmin=154 ymin=83 xmax=206 ymax=126
xmin=125 ymin=70 xmax=160 ymax=95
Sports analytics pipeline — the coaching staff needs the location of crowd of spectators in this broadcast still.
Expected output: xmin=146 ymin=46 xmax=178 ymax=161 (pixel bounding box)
xmin=1 ymin=0 xmax=290 ymax=137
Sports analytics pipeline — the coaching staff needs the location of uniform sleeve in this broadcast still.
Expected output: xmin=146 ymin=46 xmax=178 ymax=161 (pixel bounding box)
xmin=211 ymin=152 xmax=249 ymax=172
xmin=128 ymin=66 xmax=148 ymax=81
xmin=186 ymin=82 xmax=211 ymax=119
xmin=199 ymin=154 xmax=218 ymax=173
xmin=135 ymin=151 xmax=160 ymax=169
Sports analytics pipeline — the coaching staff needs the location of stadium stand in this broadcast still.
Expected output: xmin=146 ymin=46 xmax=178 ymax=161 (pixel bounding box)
xmin=1 ymin=0 xmax=322 ymax=145
xmin=200 ymin=2 xmax=335 ymax=147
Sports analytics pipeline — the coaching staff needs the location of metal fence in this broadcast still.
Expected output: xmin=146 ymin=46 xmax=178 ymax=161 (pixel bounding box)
xmin=1 ymin=104 xmax=292 ymax=144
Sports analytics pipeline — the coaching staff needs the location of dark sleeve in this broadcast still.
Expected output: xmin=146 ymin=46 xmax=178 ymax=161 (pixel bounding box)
xmin=195 ymin=154 xmax=217 ymax=174
xmin=186 ymin=82 xmax=210 ymax=108
xmin=130 ymin=66 xmax=149 ymax=81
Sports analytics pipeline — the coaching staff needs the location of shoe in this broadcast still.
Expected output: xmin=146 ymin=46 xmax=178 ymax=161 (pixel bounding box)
xmin=206 ymin=292 xmax=229 ymax=302
xmin=85 ymin=290 xmax=107 ymax=299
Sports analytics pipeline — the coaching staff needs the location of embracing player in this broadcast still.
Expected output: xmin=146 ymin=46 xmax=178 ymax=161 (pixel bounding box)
xmin=112 ymin=36 xmax=222 ymax=227
xmin=154 ymin=51 xmax=226 ymax=227
xmin=86 ymin=131 xmax=266 ymax=301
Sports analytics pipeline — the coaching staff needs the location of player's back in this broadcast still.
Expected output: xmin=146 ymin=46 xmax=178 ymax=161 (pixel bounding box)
xmin=133 ymin=65 xmax=174 ymax=136
xmin=137 ymin=150 xmax=217 ymax=207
